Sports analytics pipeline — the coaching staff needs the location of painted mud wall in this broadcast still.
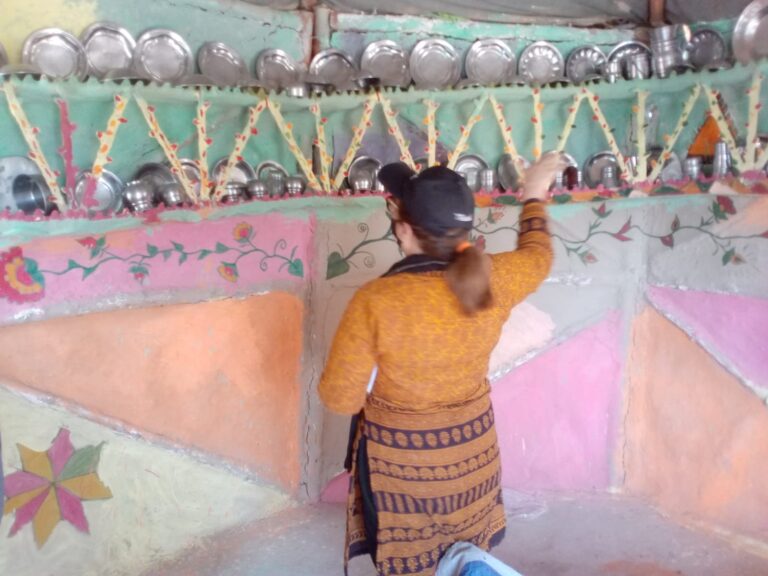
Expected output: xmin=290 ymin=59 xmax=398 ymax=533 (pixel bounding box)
xmin=1 ymin=194 xmax=767 ymax=574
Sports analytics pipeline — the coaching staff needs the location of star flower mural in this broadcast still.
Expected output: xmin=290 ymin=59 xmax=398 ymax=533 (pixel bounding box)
xmin=2 ymin=428 xmax=112 ymax=547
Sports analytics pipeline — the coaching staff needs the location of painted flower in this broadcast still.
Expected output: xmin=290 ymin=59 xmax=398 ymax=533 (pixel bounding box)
xmin=3 ymin=428 xmax=112 ymax=548
xmin=475 ymin=235 xmax=487 ymax=252
xmin=233 ymin=222 xmax=253 ymax=243
xmin=716 ymin=196 xmax=736 ymax=215
xmin=218 ymin=262 xmax=239 ymax=283
xmin=0 ymin=247 xmax=45 ymax=304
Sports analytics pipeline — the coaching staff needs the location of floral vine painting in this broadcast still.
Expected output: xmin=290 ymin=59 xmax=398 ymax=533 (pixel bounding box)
xmin=0 ymin=221 xmax=304 ymax=304
xmin=325 ymin=196 xmax=768 ymax=280
xmin=2 ymin=428 xmax=112 ymax=548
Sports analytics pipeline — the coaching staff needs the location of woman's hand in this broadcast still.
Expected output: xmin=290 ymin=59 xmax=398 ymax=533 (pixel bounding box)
xmin=521 ymin=152 xmax=569 ymax=202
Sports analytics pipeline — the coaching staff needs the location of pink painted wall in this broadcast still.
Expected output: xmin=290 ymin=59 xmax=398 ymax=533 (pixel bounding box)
xmin=0 ymin=292 xmax=304 ymax=491
xmin=623 ymin=307 xmax=768 ymax=541
xmin=647 ymin=286 xmax=768 ymax=388
xmin=0 ymin=213 xmax=309 ymax=324
xmin=490 ymin=312 xmax=624 ymax=492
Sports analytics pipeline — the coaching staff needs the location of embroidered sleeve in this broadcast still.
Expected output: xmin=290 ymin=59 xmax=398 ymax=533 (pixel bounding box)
xmin=319 ymin=288 xmax=378 ymax=415
xmin=489 ymin=200 xmax=553 ymax=309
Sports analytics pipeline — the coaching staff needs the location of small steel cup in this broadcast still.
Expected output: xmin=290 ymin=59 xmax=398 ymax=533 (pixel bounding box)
xmin=713 ymin=140 xmax=732 ymax=178
xmin=683 ymin=156 xmax=702 ymax=180
xmin=601 ymin=165 xmax=620 ymax=189
xmin=479 ymin=168 xmax=497 ymax=192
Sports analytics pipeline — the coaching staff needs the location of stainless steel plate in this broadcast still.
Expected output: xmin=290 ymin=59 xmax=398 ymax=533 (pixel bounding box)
xmin=607 ymin=41 xmax=651 ymax=79
xmin=198 ymin=41 xmax=247 ymax=87
xmin=256 ymin=49 xmax=299 ymax=90
xmin=212 ymin=158 xmax=256 ymax=185
xmin=454 ymin=153 xmax=488 ymax=192
xmin=410 ymin=39 xmax=461 ymax=90
xmin=170 ymin=159 xmax=203 ymax=197
xmin=733 ymin=0 xmax=768 ymax=64
xmin=310 ymin=49 xmax=356 ymax=90
xmin=81 ymin=22 xmax=136 ymax=79
xmin=256 ymin=160 xmax=289 ymax=182
xmin=360 ymin=40 xmax=410 ymax=88
xmin=497 ymin=154 xmax=530 ymax=191
xmin=584 ymin=151 xmax=619 ymax=189
xmin=348 ymin=156 xmax=382 ymax=185
xmin=74 ymin=169 xmax=124 ymax=213
xmin=518 ymin=41 xmax=564 ymax=84
xmin=22 ymin=28 xmax=87 ymax=80
xmin=134 ymin=162 xmax=177 ymax=198
xmin=134 ymin=29 xmax=193 ymax=84
xmin=566 ymin=44 xmax=606 ymax=84
xmin=689 ymin=28 xmax=728 ymax=69
xmin=465 ymin=39 xmax=515 ymax=85
xmin=0 ymin=157 xmax=42 ymax=213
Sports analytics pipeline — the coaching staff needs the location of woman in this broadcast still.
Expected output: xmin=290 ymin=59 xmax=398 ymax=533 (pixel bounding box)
xmin=319 ymin=152 xmax=565 ymax=576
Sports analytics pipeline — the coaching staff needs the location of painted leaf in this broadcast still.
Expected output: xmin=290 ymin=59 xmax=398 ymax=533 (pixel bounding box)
xmin=129 ymin=265 xmax=149 ymax=276
xmin=552 ymin=194 xmax=572 ymax=204
xmin=215 ymin=242 xmax=229 ymax=254
xmin=172 ymin=242 xmax=184 ymax=252
xmin=671 ymin=215 xmax=680 ymax=231
xmin=59 ymin=443 xmax=104 ymax=481
xmin=711 ymin=201 xmax=728 ymax=221
xmin=161 ymin=250 xmax=173 ymax=262
xmin=326 ymin=251 xmax=350 ymax=280
xmin=197 ymin=249 xmax=212 ymax=260
xmin=722 ymin=248 xmax=735 ymax=265
xmin=146 ymin=244 xmax=159 ymax=257
xmin=660 ymin=234 xmax=675 ymax=248
xmin=592 ymin=203 xmax=612 ymax=218
xmin=495 ymin=196 xmax=520 ymax=206
xmin=288 ymin=259 xmax=304 ymax=278
xmin=81 ymin=266 xmax=97 ymax=279
xmin=655 ymin=186 xmax=682 ymax=196
xmin=178 ymin=252 xmax=188 ymax=265
xmin=24 ymin=258 xmax=45 ymax=288
xmin=66 ymin=259 xmax=79 ymax=271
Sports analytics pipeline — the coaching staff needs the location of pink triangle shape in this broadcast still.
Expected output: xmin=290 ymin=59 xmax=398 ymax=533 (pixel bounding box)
xmin=648 ymin=286 xmax=768 ymax=388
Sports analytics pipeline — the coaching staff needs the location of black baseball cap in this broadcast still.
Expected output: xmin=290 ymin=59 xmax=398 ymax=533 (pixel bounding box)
xmin=378 ymin=162 xmax=475 ymax=236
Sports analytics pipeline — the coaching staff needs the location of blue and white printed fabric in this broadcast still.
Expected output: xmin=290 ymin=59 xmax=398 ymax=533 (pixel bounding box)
xmin=436 ymin=542 xmax=524 ymax=576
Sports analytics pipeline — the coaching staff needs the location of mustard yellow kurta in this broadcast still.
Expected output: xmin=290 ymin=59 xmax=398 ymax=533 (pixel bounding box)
xmin=320 ymin=201 xmax=552 ymax=576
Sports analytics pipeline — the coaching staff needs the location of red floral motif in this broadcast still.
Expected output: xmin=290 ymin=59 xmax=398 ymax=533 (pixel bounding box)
xmin=0 ymin=247 xmax=45 ymax=304
xmin=218 ymin=262 xmax=239 ymax=283
xmin=233 ymin=222 xmax=254 ymax=243
xmin=77 ymin=237 xmax=98 ymax=249
xmin=716 ymin=196 xmax=736 ymax=215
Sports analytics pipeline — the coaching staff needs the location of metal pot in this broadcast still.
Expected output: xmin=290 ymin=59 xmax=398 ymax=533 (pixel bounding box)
xmin=246 ymin=179 xmax=267 ymax=199
xmin=158 ymin=183 xmax=186 ymax=207
xmin=123 ymin=180 xmax=155 ymax=212
xmin=221 ymin=182 xmax=246 ymax=204
xmin=285 ymin=176 xmax=306 ymax=197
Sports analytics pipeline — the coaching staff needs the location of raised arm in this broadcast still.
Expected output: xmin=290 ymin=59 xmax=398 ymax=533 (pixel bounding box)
xmin=490 ymin=152 xmax=566 ymax=309
xmin=319 ymin=288 xmax=377 ymax=415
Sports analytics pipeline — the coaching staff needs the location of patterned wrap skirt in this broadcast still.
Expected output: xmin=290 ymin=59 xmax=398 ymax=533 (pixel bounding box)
xmin=344 ymin=391 xmax=506 ymax=576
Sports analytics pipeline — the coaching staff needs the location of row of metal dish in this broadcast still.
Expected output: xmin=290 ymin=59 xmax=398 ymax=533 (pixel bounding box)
xmin=0 ymin=142 xmax=761 ymax=217
xmin=0 ymin=156 xmax=308 ymax=216
xmin=1 ymin=1 xmax=766 ymax=92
